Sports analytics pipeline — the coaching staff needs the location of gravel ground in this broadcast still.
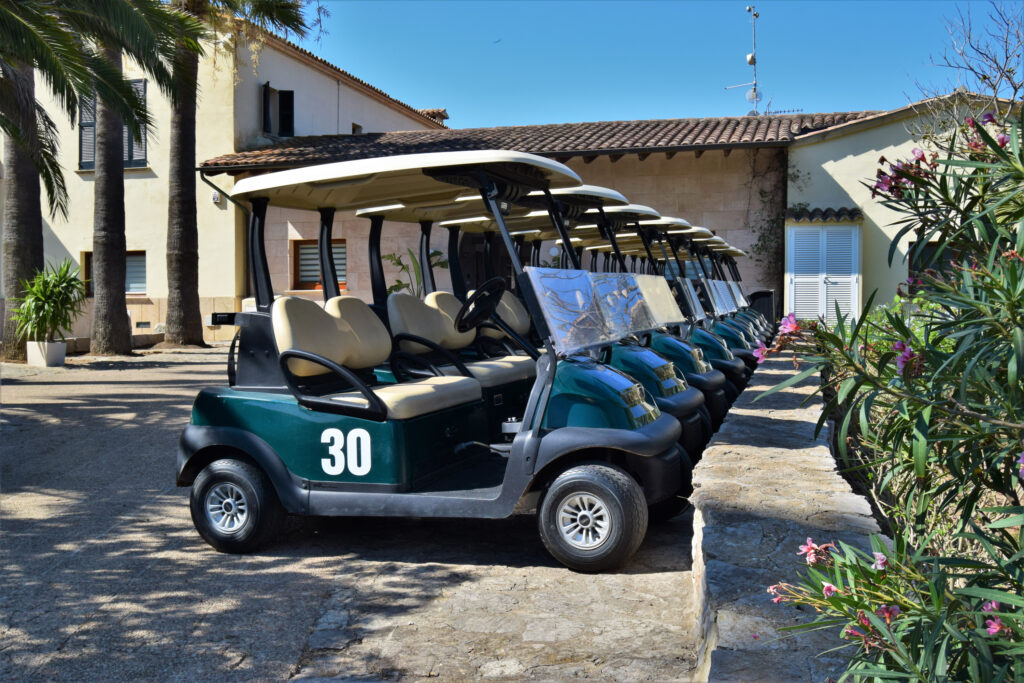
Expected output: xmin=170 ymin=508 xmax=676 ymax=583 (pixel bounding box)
xmin=1 ymin=347 xmax=697 ymax=681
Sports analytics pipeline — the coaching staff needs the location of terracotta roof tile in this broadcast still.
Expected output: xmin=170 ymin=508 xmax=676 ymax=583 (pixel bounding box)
xmin=201 ymin=112 xmax=878 ymax=173
xmin=786 ymin=206 xmax=864 ymax=222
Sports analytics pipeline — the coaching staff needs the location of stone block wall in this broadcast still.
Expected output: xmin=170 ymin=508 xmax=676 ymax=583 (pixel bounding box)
xmin=690 ymin=358 xmax=880 ymax=681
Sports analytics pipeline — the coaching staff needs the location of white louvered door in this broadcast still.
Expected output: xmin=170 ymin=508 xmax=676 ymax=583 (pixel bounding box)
xmin=786 ymin=225 xmax=859 ymax=321
xmin=787 ymin=227 xmax=823 ymax=320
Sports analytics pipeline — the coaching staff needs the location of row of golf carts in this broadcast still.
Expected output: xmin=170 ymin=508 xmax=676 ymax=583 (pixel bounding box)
xmin=178 ymin=151 xmax=776 ymax=571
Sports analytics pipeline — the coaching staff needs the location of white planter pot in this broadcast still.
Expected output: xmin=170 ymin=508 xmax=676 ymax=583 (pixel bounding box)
xmin=27 ymin=340 xmax=66 ymax=367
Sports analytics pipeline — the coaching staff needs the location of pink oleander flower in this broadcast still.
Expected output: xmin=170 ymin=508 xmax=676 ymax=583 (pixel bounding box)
xmin=968 ymin=136 xmax=985 ymax=151
xmin=912 ymin=147 xmax=925 ymax=161
xmin=779 ymin=313 xmax=798 ymax=335
xmin=753 ymin=340 xmax=768 ymax=364
xmin=798 ymin=537 xmax=819 ymax=563
xmin=986 ymin=617 xmax=1005 ymax=635
xmin=892 ymin=340 xmax=907 ymax=353
xmin=858 ymin=610 xmax=871 ymax=628
xmin=966 ymin=116 xmax=976 ymax=128
xmin=981 ymin=112 xmax=996 ymax=124
xmin=870 ymin=552 xmax=888 ymax=571
xmin=822 ymin=583 xmax=838 ymax=598
xmin=844 ymin=626 xmax=863 ymax=639
xmin=998 ymin=133 xmax=1010 ymax=148
xmin=982 ymin=601 xmax=1000 ymax=613
xmin=876 ymin=605 xmax=901 ymax=624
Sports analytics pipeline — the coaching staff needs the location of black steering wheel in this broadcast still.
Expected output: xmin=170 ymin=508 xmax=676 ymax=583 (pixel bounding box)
xmin=454 ymin=277 xmax=506 ymax=333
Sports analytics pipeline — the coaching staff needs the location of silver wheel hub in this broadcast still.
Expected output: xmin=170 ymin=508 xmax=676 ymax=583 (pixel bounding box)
xmin=205 ymin=483 xmax=249 ymax=534
xmin=557 ymin=493 xmax=611 ymax=550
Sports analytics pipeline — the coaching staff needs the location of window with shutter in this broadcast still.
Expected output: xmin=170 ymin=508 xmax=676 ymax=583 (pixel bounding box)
xmin=79 ymin=80 xmax=147 ymax=170
xmin=278 ymin=90 xmax=294 ymax=137
xmin=292 ymin=240 xmax=347 ymax=290
xmin=79 ymin=97 xmax=96 ymax=169
xmin=82 ymin=250 xmax=146 ymax=295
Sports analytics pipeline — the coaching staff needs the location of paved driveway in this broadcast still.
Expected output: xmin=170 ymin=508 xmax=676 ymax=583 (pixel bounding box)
xmin=1 ymin=348 xmax=696 ymax=681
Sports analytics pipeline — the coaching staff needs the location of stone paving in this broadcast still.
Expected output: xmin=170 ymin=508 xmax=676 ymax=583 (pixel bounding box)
xmin=1 ymin=347 xmax=698 ymax=681
xmin=690 ymin=358 xmax=881 ymax=682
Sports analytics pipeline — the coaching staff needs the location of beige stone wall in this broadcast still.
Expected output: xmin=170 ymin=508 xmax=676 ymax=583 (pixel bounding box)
xmin=330 ymin=151 xmax=787 ymax=305
xmin=565 ymin=150 xmax=786 ymax=295
xmin=788 ymin=115 xmax=922 ymax=312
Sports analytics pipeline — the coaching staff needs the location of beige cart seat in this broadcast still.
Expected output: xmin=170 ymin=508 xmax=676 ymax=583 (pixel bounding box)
xmin=272 ymin=296 xmax=481 ymax=420
xmin=388 ymin=292 xmax=536 ymax=388
xmin=479 ymin=291 xmax=532 ymax=340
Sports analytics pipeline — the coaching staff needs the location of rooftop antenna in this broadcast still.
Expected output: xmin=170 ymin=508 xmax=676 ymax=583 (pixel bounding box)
xmin=725 ymin=5 xmax=762 ymax=115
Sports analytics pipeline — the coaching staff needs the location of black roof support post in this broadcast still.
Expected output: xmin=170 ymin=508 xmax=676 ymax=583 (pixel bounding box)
xmin=482 ymin=231 xmax=496 ymax=280
xmin=368 ymin=214 xmax=387 ymax=307
xmin=596 ymin=207 xmax=628 ymax=273
xmin=318 ymin=207 xmax=340 ymax=301
xmin=446 ymin=225 xmax=467 ymax=301
xmin=249 ymin=197 xmax=273 ymax=312
xmin=601 ymin=252 xmax=611 ymax=272
xmin=419 ymin=220 xmax=436 ymax=295
xmin=630 ymin=255 xmax=638 ymax=273
xmin=478 ymin=185 xmax=523 ymax=275
xmin=638 ymin=226 xmax=663 ymax=276
xmin=543 ymin=190 xmax=581 ymax=269
xmin=688 ymin=239 xmax=713 ymax=279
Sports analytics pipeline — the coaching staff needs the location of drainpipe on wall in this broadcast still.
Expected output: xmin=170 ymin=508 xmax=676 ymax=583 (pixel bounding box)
xmin=198 ymin=168 xmax=252 ymax=300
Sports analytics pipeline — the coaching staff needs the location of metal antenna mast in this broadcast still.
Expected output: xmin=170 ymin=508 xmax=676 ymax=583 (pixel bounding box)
xmin=725 ymin=5 xmax=762 ymax=115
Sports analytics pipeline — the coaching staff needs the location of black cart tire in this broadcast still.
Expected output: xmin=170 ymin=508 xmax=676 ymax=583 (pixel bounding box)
xmin=190 ymin=458 xmax=284 ymax=553
xmin=538 ymin=464 xmax=648 ymax=572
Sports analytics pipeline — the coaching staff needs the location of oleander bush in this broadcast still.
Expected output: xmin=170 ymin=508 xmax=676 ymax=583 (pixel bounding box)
xmin=758 ymin=107 xmax=1024 ymax=680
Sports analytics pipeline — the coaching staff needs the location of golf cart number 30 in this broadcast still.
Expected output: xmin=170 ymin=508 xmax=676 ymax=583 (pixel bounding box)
xmin=320 ymin=428 xmax=372 ymax=476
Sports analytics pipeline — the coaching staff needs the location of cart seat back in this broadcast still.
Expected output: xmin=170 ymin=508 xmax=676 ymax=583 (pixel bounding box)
xmin=424 ymin=291 xmax=476 ymax=348
xmin=387 ymin=292 xmax=466 ymax=354
xmin=271 ymin=297 xmax=359 ymax=377
xmin=479 ymin=292 xmax=532 ymax=339
xmin=324 ymin=295 xmax=392 ymax=368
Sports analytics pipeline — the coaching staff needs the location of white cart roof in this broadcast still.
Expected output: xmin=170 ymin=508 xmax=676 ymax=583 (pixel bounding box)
xmin=231 ymin=150 xmax=581 ymax=212
xmin=587 ymin=204 xmax=662 ymax=223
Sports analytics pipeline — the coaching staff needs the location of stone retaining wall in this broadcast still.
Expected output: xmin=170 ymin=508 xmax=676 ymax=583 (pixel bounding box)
xmin=690 ymin=358 xmax=881 ymax=682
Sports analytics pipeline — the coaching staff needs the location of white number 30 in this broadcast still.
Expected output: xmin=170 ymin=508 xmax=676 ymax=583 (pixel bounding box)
xmin=320 ymin=428 xmax=372 ymax=476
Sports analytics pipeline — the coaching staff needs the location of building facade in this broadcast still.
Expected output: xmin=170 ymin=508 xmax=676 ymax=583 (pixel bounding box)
xmin=0 ymin=32 xmax=444 ymax=342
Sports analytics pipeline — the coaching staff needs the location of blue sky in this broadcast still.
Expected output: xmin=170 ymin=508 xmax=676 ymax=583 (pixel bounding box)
xmin=294 ymin=0 xmax=983 ymax=128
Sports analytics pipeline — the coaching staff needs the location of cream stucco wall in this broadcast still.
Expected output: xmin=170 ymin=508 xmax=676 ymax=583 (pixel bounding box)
xmin=232 ymin=40 xmax=437 ymax=146
xmin=787 ymin=115 xmax=923 ymax=313
xmin=21 ymin=46 xmax=240 ymax=340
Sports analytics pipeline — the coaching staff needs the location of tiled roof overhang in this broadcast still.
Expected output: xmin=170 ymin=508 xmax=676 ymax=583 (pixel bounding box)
xmin=201 ymin=112 xmax=878 ymax=175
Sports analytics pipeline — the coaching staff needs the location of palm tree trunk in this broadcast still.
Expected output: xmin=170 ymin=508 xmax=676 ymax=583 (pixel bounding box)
xmin=1 ymin=63 xmax=45 ymax=361
xmin=91 ymin=44 xmax=133 ymax=355
xmin=165 ymin=42 xmax=204 ymax=346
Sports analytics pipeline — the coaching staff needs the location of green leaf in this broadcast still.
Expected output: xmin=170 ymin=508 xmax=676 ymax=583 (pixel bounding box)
xmin=957 ymin=586 xmax=1024 ymax=609
xmin=912 ymin=407 xmax=931 ymax=481
xmin=752 ymin=364 xmax=821 ymax=401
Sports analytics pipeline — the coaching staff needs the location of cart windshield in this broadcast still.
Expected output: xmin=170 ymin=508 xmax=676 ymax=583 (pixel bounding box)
xmin=727 ymin=280 xmax=749 ymax=307
xmin=634 ymin=274 xmax=686 ymax=326
xmin=679 ymin=279 xmax=708 ymax=322
xmin=524 ymin=268 xmax=662 ymax=355
xmin=524 ymin=267 xmax=619 ymax=355
xmin=591 ymin=273 xmax=657 ymax=338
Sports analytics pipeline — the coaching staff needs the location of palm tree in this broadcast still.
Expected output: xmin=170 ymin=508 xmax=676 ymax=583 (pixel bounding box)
xmin=164 ymin=0 xmax=309 ymax=346
xmin=0 ymin=0 xmax=202 ymax=359
xmin=89 ymin=7 xmax=204 ymax=355
xmin=0 ymin=62 xmax=44 ymax=360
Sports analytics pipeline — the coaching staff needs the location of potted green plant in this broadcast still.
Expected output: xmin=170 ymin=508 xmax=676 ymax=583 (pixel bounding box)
xmin=12 ymin=259 xmax=87 ymax=367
